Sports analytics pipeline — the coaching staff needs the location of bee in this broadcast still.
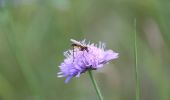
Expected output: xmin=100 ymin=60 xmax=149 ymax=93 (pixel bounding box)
xmin=70 ymin=39 xmax=89 ymax=62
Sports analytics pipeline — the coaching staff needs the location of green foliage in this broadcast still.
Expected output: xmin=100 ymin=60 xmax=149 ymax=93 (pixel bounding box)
xmin=0 ymin=0 xmax=170 ymax=100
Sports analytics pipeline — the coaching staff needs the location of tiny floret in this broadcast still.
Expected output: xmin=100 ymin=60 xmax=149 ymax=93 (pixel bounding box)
xmin=57 ymin=39 xmax=119 ymax=83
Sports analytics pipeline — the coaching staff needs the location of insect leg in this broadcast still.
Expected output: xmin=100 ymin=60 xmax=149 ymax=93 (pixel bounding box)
xmin=73 ymin=47 xmax=75 ymax=62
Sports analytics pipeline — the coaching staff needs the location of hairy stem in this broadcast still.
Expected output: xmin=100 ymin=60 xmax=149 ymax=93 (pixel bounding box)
xmin=88 ymin=70 xmax=104 ymax=100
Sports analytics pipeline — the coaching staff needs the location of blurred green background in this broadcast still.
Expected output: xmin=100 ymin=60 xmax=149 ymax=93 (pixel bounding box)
xmin=0 ymin=0 xmax=170 ymax=100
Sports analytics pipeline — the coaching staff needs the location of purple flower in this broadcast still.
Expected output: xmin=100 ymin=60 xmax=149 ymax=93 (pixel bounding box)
xmin=57 ymin=39 xmax=119 ymax=83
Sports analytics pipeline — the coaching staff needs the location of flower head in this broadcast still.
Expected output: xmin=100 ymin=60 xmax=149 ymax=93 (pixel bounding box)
xmin=57 ymin=39 xmax=119 ymax=83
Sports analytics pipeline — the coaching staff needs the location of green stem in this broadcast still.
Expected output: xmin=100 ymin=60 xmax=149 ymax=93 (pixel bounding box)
xmin=88 ymin=70 xmax=104 ymax=100
xmin=134 ymin=18 xmax=140 ymax=100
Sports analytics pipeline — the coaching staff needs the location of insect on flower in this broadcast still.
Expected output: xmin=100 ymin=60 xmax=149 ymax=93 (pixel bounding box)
xmin=70 ymin=39 xmax=89 ymax=62
xmin=57 ymin=39 xmax=119 ymax=83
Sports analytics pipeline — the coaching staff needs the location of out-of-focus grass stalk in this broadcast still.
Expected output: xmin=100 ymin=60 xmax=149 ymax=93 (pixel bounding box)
xmin=134 ymin=18 xmax=140 ymax=100
xmin=0 ymin=74 xmax=15 ymax=100
xmin=88 ymin=70 xmax=104 ymax=100
xmin=5 ymin=21 xmax=44 ymax=100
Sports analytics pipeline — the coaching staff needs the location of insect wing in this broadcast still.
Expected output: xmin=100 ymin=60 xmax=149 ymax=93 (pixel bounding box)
xmin=70 ymin=39 xmax=84 ymax=47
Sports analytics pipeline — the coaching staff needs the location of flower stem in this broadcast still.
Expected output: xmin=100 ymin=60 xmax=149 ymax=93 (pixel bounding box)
xmin=88 ymin=70 xmax=104 ymax=100
xmin=134 ymin=18 xmax=140 ymax=100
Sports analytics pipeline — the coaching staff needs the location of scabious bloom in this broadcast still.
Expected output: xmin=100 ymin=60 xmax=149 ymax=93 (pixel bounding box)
xmin=57 ymin=39 xmax=119 ymax=83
